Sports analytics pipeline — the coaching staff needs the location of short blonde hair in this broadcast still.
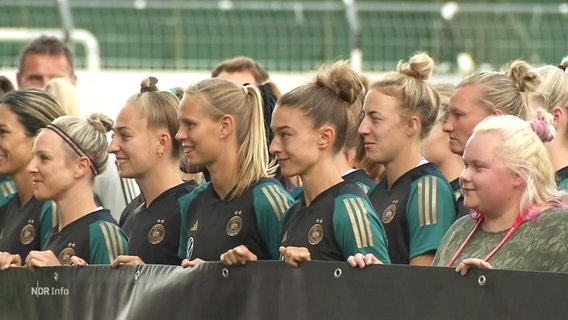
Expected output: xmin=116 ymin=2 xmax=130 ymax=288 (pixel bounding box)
xmin=45 ymin=78 xmax=79 ymax=116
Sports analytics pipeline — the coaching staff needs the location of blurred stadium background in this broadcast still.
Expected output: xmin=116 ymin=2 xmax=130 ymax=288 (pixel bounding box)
xmin=0 ymin=0 xmax=566 ymax=117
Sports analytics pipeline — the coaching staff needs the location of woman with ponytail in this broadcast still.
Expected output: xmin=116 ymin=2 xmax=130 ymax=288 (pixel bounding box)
xmin=433 ymin=115 xmax=568 ymax=274
xmin=221 ymin=61 xmax=390 ymax=269
xmin=109 ymin=77 xmax=198 ymax=266
xmin=176 ymin=78 xmax=293 ymax=267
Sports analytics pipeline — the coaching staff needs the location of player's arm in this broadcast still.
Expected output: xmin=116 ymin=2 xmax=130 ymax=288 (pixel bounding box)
xmin=254 ymin=181 xmax=294 ymax=259
xmin=89 ymin=222 xmax=128 ymax=264
xmin=333 ymin=195 xmax=390 ymax=264
xmin=407 ymin=175 xmax=456 ymax=266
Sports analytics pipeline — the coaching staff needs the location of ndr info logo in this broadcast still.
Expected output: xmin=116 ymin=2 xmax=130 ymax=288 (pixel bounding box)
xmin=31 ymin=281 xmax=70 ymax=298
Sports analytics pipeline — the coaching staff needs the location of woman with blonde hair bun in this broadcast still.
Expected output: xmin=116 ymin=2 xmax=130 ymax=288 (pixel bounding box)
xmin=24 ymin=113 xmax=128 ymax=269
xmin=359 ymin=52 xmax=456 ymax=266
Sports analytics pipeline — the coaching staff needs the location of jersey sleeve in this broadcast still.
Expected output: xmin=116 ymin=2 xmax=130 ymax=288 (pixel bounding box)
xmin=38 ymin=201 xmax=59 ymax=247
xmin=177 ymin=183 xmax=208 ymax=260
xmin=332 ymin=194 xmax=390 ymax=263
xmin=407 ymin=175 xmax=456 ymax=260
xmin=89 ymin=221 xmax=128 ymax=264
xmin=253 ymin=181 xmax=294 ymax=259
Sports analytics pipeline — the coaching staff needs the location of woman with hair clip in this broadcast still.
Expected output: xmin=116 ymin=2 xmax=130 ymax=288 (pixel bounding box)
xmin=0 ymin=90 xmax=64 ymax=269
xmin=23 ymin=113 xmax=127 ymax=269
xmin=359 ymin=52 xmax=456 ymax=266
xmin=433 ymin=115 xmax=568 ymax=273
xmin=532 ymin=57 xmax=568 ymax=189
xmin=109 ymin=77 xmax=198 ymax=266
xmin=221 ymin=61 xmax=390 ymax=269
xmin=176 ymin=78 xmax=294 ymax=267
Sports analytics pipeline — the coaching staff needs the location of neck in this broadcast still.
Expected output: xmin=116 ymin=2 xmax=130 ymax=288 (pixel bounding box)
xmin=546 ymin=137 xmax=568 ymax=171
xmin=385 ymin=144 xmax=422 ymax=188
xmin=138 ymin=160 xmax=183 ymax=206
xmin=12 ymin=171 xmax=34 ymax=206
xmin=208 ymin=148 xmax=239 ymax=199
xmin=480 ymin=205 xmax=520 ymax=232
xmin=436 ymin=153 xmax=463 ymax=183
xmin=57 ymin=183 xmax=98 ymax=230
xmin=333 ymin=152 xmax=354 ymax=176
xmin=301 ymin=156 xmax=343 ymax=206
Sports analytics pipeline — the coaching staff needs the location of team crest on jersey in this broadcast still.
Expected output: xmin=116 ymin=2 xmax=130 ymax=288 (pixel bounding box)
xmin=226 ymin=211 xmax=242 ymax=237
xmin=308 ymin=219 xmax=324 ymax=245
xmin=382 ymin=201 xmax=398 ymax=224
xmin=148 ymin=219 xmax=165 ymax=245
xmin=20 ymin=219 xmax=35 ymax=245
xmin=59 ymin=242 xmax=76 ymax=265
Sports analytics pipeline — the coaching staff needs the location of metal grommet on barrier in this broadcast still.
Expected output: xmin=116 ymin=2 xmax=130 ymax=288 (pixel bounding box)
xmin=134 ymin=270 xmax=141 ymax=281
xmin=478 ymin=275 xmax=486 ymax=287
xmin=222 ymin=268 xmax=230 ymax=279
xmin=53 ymin=272 xmax=59 ymax=282
xmin=334 ymin=268 xmax=342 ymax=279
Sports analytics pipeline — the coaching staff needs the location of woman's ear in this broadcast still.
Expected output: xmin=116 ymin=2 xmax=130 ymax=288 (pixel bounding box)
xmin=220 ymin=114 xmax=235 ymax=139
xmin=405 ymin=115 xmax=421 ymax=137
xmin=75 ymin=156 xmax=92 ymax=179
xmin=318 ymin=125 xmax=336 ymax=150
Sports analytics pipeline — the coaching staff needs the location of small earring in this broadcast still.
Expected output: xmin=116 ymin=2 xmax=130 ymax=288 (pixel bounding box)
xmin=158 ymin=150 xmax=165 ymax=157
xmin=220 ymin=134 xmax=224 ymax=139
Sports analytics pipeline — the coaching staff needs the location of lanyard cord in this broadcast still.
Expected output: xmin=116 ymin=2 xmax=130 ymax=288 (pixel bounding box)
xmin=445 ymin=214 xmax=524 ymax=267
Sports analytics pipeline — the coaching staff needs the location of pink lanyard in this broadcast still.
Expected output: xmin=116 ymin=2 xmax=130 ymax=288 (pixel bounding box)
xmin=445 ymin=214 xmax=524 ymax=267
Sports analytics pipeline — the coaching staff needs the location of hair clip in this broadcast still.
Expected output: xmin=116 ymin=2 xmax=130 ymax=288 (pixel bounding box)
xmin=169 ymin=88 xmax=178 ymax=96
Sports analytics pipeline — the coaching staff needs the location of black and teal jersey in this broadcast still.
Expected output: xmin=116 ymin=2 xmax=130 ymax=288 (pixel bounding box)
xmin=178 ymin=177 xmax=293 ymax=261
xmin=342 ymin=169 xmax=375 ymax=194
xmin=0 ymin=196 xmax=57 ymax=259
xmin=43 ymin=209 xmax=127 ymax=265
xmin=119 ymin=194 xmax=143 ymax=231
xmin=556 ymin=166 xmax=568 ymax=191
xmin=281 ymin=181 xmax=390 ymax=263
xmin=291 ymin=169 xmax=375 ymax=201
xmin=450 ymin=177 xmax=468 ymax=219
xmin=368 ymin=162 xmax=456 ymax=264
xmin=124 ymin=181 xmax=197 ymax=265
xmin=0 ymin=175 xmax=15 ymax=207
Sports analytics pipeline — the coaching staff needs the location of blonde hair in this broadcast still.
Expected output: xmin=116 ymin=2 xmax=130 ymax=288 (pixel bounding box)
xmin=458 ymin=60 xmax=539 ymax=120
xmin=126 ymin=76 xmax=182 ymax=159
xmin=370 ymin=52 xmax=440 ymax=139
xmin=45 ymin=78 xmax=79 ymax=116
xmin=472 ymin=115 xmax=567 ymax=217
xmin=433 ymin=83 xmax=455 ymax=123
xmin=278 ymin=60 xmax=366 ymax=153
xmin=51 ymin=113 xmax=113 ymax=178
xmin=185 ymin=78 xmax=268 ymax=198
xmin=534 ymin=61 xmax=568 ymax=115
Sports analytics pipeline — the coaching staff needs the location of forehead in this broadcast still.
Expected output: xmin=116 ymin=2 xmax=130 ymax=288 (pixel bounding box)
xmin=463 ymin=132 xmax=499 ymax=159
xmin=115 ymin=103 xmax=146 ymax=127
xmin=22 ymin=53 xmax=71 ymax=75
xmin=363 ymin=89 xmax=400 ymax=112
xmin=216 ymin=70 xmax=256 ymax=86
xmin=271 ymin=104 xmax=311 ymax=127
xmin=179 ymin=95 xmax=209 ymax=118
xmin=34 ymin=129 xmax=64 ymax=148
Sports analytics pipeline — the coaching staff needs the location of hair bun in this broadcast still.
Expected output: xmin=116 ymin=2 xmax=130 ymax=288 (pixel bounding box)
xmin=87 ymin=112 xmax=114 ymax=133
xmin=140 ymin=76 xmax=159 ymax=93
xmin=315 ymin=60 xmax=365 ymax=106
xmin=505 ymin=60 xmax=540 ymax=93
xmin=397 ymin=52 xmax=434 ymax=81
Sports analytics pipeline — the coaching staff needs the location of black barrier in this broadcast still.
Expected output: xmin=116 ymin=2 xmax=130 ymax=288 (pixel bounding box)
xmin=1 ymin=262 xmax=567 ymax=319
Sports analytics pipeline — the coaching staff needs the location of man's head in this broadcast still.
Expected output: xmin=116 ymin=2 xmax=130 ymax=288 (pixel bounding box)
xmin=17 ymin=35 xmax=76 ymax=89
xmin=211 ymin=56 xmax=269 ymax=85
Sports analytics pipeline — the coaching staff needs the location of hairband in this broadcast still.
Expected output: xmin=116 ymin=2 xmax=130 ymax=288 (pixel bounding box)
xmin=558 ymin=65 xmax=566 ymax=71
xmin=46 ymin=124 xmax=98 ymax=176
